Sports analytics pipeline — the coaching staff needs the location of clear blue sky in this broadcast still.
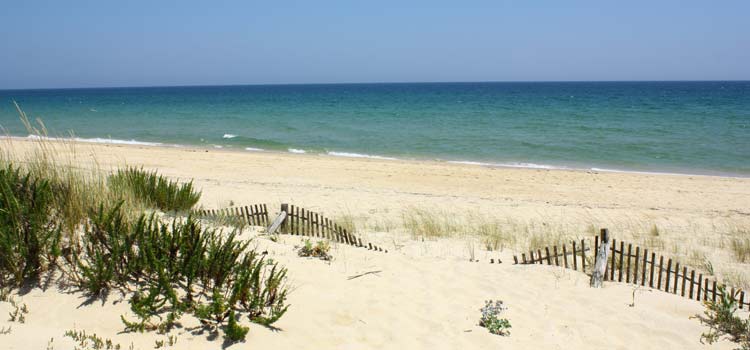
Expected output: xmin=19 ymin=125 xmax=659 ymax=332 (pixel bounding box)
xmin=1 ymin=0 xmax=748 ymax=89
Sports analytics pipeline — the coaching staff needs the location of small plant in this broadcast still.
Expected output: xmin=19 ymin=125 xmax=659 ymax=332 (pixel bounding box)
xmin=479 ymin=300 xmax=511 ymax=336
xmin=0 ymin=326 xmax=11 ymax=335
xmin=64 ymin=329 xmax=122 ymax=350
xmin=694 ymin=286 xmax=749 ymax=348
xmin=225 ymin=310 xmax=249 ymax=343
xmin=7 ymin=298 xmax=29 ymax=323
xmin=649 ymin=224 xmax=660 ymax=237
xmin=702 ymin=259 xmax=716 ymax=276
xmin=298 ymin=239 xmax=332 ymax=261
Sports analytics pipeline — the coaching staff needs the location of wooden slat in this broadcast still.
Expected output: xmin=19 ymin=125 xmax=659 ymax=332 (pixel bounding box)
xmin=250 ymin=205 xmax=257 ymax=226
xmin=657 ymin=255 xmax=664 ymax=289
xmin=266 ymin=211 xmax=287 ymax=235
xmin=290 ymin=205 xmax=295 ymax=234
xmin=688 ymin=270 xmax=695 ymax=299
xmin=681 ymin=266 xmax=687 ymax=296
xmin=591 ymin=229 xmax=610 ymax=288
xmin=633 ymin=246 xmax=640 ymax=285
xmin=712 ymin=280 xmax=717 ymax=302
xmin=740 ymin=291 xmax=745 ymax=310
xmin=618 ymin=241 xmax=625 ymax=282
xmin=594 ymin=236 xmax=600 ymax=277
xmin=650 ymin=252 xmax=656 ymax=287
xmin=572 ymin=241 xmax=578 ymax=270
xmin=626 ymin=243 xmax=632 ymax=283
xmin=673 ymin=262 xmax=680 ymax=294
xmin=581 ymin=239 xmax=586 ymax=273
xmin=295 ymin=207 xmax=301 ymax=235
xmin=538 ymin=249 xmax=543 ymax=264
xmin=704 ymin=278 xmax=709 ymax=301
xmin=641 ymin=248 xmax=648 ymax=286
xmin=312 ymin=212 xmax=317 ymax=237
xmin=563 ymin=244 xmax=569 ymax=268
xmin=521 ymin=253 xmax=527 ymax=264
xmin=696 ymin=273 xmax=703 ymax=301
xmin=665 ymin=259 xmax=672 ymax=292
xmin=553 ymin=246 xmax=560 ymax=266
xmin=545 ymin=247 xmax=552 ymax=265
xmin=610 ymin=238 xmax=616 ymax=281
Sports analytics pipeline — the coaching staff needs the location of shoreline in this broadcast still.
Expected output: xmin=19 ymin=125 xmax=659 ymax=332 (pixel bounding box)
xmin=4 ymin=135 xmax=747 ymax=180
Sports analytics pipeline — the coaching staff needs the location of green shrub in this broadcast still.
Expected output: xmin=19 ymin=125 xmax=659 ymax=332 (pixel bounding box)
xmin=109 ymin=167 xmax=200 ymax=212
xmin=297 ymin=239 xmax=332 ymax=261
xmin=696 ymin=286 xmax=749 ymax=348
xmin=0 ymin=165 xmax=62 ymax=286
xmin=479 ymin=300 xmax=511 ymax=336
xmin=225 ymin=310 xmax=249 ymax=342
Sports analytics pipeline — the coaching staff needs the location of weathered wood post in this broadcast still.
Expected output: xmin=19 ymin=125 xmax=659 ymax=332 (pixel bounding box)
xmin=280 ymin=203 xmax=289 ymax=234
xmin=590 ymin=228 xmax=610 ymax=288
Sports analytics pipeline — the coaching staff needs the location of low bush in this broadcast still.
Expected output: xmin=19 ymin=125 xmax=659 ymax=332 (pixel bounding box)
xmin=0 ymin=164 xmax=62 ymax=286
xmin=479 ymin=300 xmax=511 ymax=336
xmin=75 ymin=209 xmax=289 ymax=341
xmin=109 ymin=167 xmax=200 ymax=212
xmin=696 ymin=286 xmax=749 ymax=349
xmin=298 ymin=239 xmax=332 ymax=261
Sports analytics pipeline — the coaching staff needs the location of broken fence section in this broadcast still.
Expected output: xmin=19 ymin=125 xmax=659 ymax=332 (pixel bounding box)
xmin=281 ymin=204 xmax=387 ymax=253
xmin=512 ymin=231 xmax=749 ymax=309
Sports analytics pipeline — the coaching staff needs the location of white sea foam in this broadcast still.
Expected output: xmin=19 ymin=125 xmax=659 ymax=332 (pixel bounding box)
xmin=222 ymin=134 xmax=238 ymax=139
xmin=288 ymin=148 xmax=306 ymax=154
xmin=25 ymin=135 xmax=164 ymax=147
xmin=327 ymin=151 xmax=397 ymax=160
xmin=447 ymin=160 xmax=561 ymax=170
xmin=212 ymin=145 xmax=224 ymax=149
xmin=244 ymin=147 xmax=264 ymax=152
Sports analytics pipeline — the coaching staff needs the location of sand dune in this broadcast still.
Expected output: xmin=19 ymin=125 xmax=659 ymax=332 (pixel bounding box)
xmin=2 ymin=139 xmax=748 ymax=349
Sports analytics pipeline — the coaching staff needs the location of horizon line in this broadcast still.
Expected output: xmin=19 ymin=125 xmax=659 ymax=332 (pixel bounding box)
xmin=2 ymin=79 xmax=749 ymax=92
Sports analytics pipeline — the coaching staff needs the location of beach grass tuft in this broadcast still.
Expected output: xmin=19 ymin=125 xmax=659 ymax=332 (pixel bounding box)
xmin=109 ymin=167 xmax=200 ymax=213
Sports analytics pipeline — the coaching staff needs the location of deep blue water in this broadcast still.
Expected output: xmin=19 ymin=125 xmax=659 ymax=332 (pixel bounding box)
xmin=1 ymin=81 xmax=749 ymax=176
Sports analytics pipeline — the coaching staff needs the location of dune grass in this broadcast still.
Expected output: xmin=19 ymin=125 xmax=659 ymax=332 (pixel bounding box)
xmin=109 ymin=167 xmax=200 ymax=213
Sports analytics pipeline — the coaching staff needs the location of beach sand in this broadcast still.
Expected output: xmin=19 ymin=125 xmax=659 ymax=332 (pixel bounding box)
xmin=2 ymin=138 xmax=749 ymax=349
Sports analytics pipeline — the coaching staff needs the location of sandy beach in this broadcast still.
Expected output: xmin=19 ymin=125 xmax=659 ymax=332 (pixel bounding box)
xmin=0 ymin=138 xmax=748 ymax=349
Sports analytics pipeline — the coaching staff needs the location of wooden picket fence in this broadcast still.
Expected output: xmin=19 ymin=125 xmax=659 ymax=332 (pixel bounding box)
xmin=195 ymin=204 xmax=270 ymax=226
xmin=509 ymin=238 xmax=592 ymax=273
xmin=195 ymin=203 xmax=387 ymax=253
xmin=282 ymin=204 xmax=388 ymax=252
xmin=513 ymin=230 xmax=749 ymax=309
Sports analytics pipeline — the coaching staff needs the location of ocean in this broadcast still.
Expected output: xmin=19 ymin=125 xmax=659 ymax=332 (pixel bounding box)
xmin=1 ymin=81 xmax=749 ymax=176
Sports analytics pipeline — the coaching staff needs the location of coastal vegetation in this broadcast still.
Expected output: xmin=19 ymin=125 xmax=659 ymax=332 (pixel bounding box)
xmin=696 ymin=286 xmax=750 ymax=349
xmin=0 ymin=110 xmax=290 ymax=343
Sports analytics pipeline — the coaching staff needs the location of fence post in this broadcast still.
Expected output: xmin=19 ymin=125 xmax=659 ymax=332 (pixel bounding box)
xmin=590 ymin=229 xmax=610 ymax=288
xmin=280 ymin=204 xmax=289 ymax=234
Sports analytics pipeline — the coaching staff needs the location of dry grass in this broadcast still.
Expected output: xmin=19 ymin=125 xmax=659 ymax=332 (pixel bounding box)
xmin=401 ymin=207 xmax=458 ymax=239
xmin=729 ymin=227 xmax=750 ymax=263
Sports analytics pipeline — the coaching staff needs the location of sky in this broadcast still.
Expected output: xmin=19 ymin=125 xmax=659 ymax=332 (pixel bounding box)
xmin=1 ymin=0 xmax=748 ymax=89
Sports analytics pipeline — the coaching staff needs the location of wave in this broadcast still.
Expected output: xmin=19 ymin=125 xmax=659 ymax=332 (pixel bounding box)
xmin=326 ymin=151 xmax=397 ymax=160
xmin=447 ymin=160 xmax=561 ymax=170
xmin=288 ymin=148 xmax=306 ymax=154
xmin=222 ymin=134 xmax=238 ymax=139
xmin=244 ymin=147 xmax=264 ymax=152
xmin=24 ymin=134 xmax=164 ymax=147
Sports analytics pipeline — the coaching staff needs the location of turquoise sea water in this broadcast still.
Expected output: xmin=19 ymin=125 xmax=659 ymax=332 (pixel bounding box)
xmin=1 ymin=82 xmax=749 ymax=176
